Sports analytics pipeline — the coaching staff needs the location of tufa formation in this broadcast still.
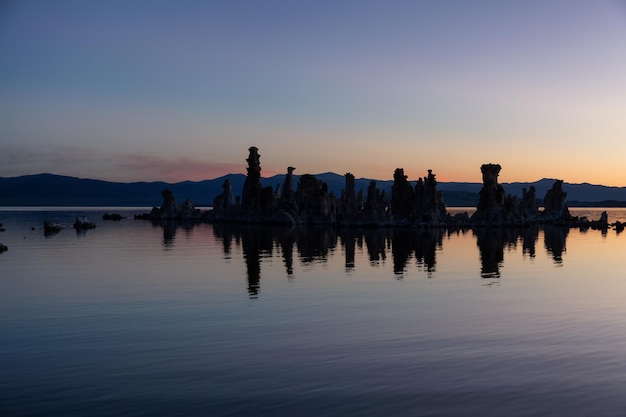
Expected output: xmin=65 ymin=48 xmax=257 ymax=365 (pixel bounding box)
xmin=138 ymin=146 xmax=609 ymax=229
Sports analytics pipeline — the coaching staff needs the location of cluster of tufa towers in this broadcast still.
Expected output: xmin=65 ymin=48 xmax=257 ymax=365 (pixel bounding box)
xmin=205 ymin=146 xmax=588 ymax=227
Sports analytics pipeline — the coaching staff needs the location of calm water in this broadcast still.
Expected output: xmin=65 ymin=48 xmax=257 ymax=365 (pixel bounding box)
xmin=1 ymin=208 xmax=626 ymax=417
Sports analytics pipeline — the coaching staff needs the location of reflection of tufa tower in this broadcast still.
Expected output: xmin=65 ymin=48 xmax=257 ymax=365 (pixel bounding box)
xmin=241 ymin=146 xmax=263 ymax=213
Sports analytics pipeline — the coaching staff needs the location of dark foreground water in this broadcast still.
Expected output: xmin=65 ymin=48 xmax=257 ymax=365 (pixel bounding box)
xmin=1 ymin=208 xmax=626 ymax=417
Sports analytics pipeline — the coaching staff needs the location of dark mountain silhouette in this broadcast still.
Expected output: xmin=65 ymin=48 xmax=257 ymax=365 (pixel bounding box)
xmin=1 ymin=172 xmax=626 ymax=207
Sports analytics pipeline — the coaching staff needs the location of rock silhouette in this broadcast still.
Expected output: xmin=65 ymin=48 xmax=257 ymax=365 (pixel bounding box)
xmin=142 ymin=188 xmax=205 ymax=221
xmin=471 ymin=163 xmax=528 ymax=225
xmin=197 ymin=146 xmax=453 ymax=226
xmin=212 ymin=179 xmax=234 ymax=220
xmin=542 ymin=180 xmax=570 ymax=222
xmin=102 ymin=213 xmax=125 ymax=221
xmin=242 ymin=146 xmax=264 ymax=214
xmin=137 ymin=146 xmax=611 ymax=228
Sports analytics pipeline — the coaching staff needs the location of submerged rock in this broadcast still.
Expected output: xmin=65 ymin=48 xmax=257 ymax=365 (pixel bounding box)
xmin=73 ymin=216 xmax=96 ymax=229
xmin=44 ymin=221 xmax=63 ymax=233
xmin=103 ymin=213 xmax=125 ymax=221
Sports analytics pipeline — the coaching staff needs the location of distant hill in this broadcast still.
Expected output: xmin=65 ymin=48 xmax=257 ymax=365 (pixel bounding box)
xmin=1 ymin=173 xmax=626 ymax=207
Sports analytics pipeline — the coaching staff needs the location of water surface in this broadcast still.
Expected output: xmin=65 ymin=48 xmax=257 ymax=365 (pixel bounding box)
xmin=1 ymin=208 xmax=625 ymax=416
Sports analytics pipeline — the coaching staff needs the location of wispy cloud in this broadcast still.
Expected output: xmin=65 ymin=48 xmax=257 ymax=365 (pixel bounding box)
xmin=0 ymin=144 xmax=244 ymax=182
xmin=1 ymin=144 xmax=96 ymax=176
xmin=115 ymin=153 xmax=244 ymax=182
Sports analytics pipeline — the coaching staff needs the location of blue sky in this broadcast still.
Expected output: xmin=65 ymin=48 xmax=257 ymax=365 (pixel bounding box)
xmin=2 ymin=0 xmax=626 ymax=185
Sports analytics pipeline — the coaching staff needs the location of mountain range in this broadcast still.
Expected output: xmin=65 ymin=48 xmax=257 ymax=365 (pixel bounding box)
xmin=1 ymin=173 xmax=626 ymax=207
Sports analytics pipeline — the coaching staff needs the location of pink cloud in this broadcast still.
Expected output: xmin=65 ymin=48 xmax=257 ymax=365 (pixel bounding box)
xmin=0 ymin=144 xmax=247 ymax=182
xmin=115 ymin=153 xmax=245 ymax=182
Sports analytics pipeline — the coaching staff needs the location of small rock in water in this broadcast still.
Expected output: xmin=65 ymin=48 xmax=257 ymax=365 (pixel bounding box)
xmin=103 ymin=213 xmax=125 ymax=221
xmin=73 ymin=216 xmax=96 ymax=229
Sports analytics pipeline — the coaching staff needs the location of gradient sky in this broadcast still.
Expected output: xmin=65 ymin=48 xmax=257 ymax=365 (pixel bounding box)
xmin=2 ymin=1 xmax=626 ymax=185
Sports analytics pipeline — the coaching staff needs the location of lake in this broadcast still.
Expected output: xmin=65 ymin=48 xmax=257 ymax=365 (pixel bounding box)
xmin=1 ymin=207 xmax=626 ymax=416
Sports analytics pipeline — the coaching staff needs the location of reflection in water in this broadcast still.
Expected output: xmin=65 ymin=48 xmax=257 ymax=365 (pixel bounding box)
xmin=153 ymin=221 xmax=587 ymax=297
xmin=297 ymin=227 xmax=337 ymax=264
xmin=544 ymin=226 xmax=568 ymax=264
xmin=391 ymin=229 xmax=441 ymax=278
xmin=475 ymin=228 xmax=505 ymax=279
xmin=474 ymin=227 xmax=540 ymax=278
xmin=392 ymin=229 xmax=410 ymax=275
xmin=210 ymin=225 xmax=444 ymax=296
xmin=240 ymin=227 xmax=275 ymax=298
xmin=363 ymin=228 xmax=388 ymax=265
xmin=152 ymin=220 xmax=178 ymax=247
xmin=152 ymin=220 xmax=204 ymax=248
xmin=276 ymin=229 xmax=295 ymax=275
xmin=213 ymin=224 xmax=283 ymax=298
xmin=521 ymin=227 xmax=539 ymax=258
xmin=339 ymin=228 xmax=359 ymax=271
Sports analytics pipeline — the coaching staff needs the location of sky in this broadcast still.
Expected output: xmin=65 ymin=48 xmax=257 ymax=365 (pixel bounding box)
xmin=1 ymin=1 xmax=626 ymax=185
